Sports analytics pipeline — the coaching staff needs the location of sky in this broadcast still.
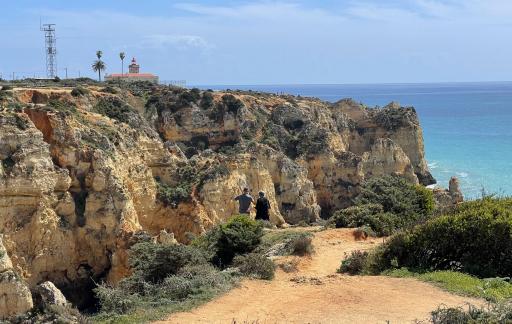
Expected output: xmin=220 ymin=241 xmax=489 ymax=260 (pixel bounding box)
xmin=1 ymin=0 xmax=512 ymax=84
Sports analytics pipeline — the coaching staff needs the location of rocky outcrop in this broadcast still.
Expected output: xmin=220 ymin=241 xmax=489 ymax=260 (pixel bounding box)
xmin=0 ymin=236 xmax=33 ymax=319
xmin=0 ymin=84 xmax=434 ymax=308
xmin=433 ymin=177 xmax=464 ymax=210
xmin=35 ymin=281 xmax=68 ymax=307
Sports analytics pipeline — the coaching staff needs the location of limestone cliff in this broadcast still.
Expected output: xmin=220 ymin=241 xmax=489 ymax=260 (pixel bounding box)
xmin=0 ymin=82 xmax=434 ymax=311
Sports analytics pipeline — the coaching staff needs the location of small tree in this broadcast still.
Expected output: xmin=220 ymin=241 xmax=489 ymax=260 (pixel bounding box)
xmin=92 ymin=50 xmax=106 ymax=81
xmin=119 ymin=52 xmax=126 ymax=76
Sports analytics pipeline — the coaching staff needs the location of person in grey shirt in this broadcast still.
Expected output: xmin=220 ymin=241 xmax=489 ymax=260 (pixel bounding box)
xmin=234 ymin=188 xmax=254 ymax=215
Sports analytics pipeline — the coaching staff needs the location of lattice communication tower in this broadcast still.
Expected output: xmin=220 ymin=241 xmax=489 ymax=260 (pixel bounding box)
xmin=41 ymin=24 xmax=57 ymax=78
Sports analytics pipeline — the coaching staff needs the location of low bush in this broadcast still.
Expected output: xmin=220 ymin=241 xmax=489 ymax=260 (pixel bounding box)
xmin=194 ymin=215 xmax=264 ymax=267
xmin=339 ymin=250 xmax=369 ymax=275
xmin=353 ymin=225 xmax=377 ymax=240
xmin=429 ymin=303 xmax=512 ymax=324
xmin=233 ymin=253 xmax=276 ymax=280
xmin=9 ymin=304 xmax=90 ymax=324
xmin=356 ymin=175 xmax=434 ymax=218
xmin=221 ymin=94 xmax=244 ymax=114
xmin=200 ymin=91 xmax=215 ymax=110
xmin=330 ymin=175 xmax=435 ymax=236
xmin=128 ymin=242 xmax=208 ymax=284
xmin=366 ymin=198 xmax=512 ymax=278
xmin=155 ymin=162 xmax=230 ymax=207
xmin=93 ymin=97 xmax=137 ymax=124
xmin=94 ymin=284 xmax=138 ymax=314
xmin=94 ymin=242 xmax=237 ymax=318
xmin=94 ymin=263 xmax=237 ymax=318
xmin=156 ymin=180 xmax=192 ymax=207
xmin=100 ymin=86 xmax=119 ymax=94
xmin=288 ymin=233 xmax=314 ymax=256
xmin=71 ymin=86 xmax=90 ymax=97
xmin=256 ymin=230 xmax=314 ymax=256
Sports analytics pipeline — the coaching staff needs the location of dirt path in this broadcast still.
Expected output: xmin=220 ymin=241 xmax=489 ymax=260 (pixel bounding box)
xmin=157 ymin=228 xmax=481 ymax=324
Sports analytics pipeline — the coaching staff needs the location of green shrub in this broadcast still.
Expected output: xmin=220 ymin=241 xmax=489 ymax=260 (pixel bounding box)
xmin=156 ymin=180 xmax=192 ymax=207
xmin=233 ymin=253 xmax=276 ymax=280
xmin=339 ymin=250 xmax=369 ymax=275
xmin=100 ymin=86 xmax=119 ymax=94
xmin=196 ymin=216 xmax=264 ymax=266
xmin=331 ymin=175 xmax=435 ymax=236
xmin=354 ymin=225 xmax=377 ymax=239
xmin=1 ymin=85 xmax=13 ymax=91
xmin=221 ymin=94 xmax=244 ymax=114
xmin=156 ymin=162 xmax=230 ymax=206
xmin=94 ymin=262 xmax=237 ymax=317
xmin=94 ymin=284 xmax=138 ymax=314
xmin=330 ymin=204 xmax=397 ymax=237
xmin=128 ymin=242 xmax=207 ymax=284
xmin=370 ymin=198 xmax=512 ymax=278
xmin=256 ymin=230 xmax=313 ymax=256
xmin=356 ymin=175 xmax=434 ymax=220
xmin=93 ymin=97 xmax=137 ymax=124
xmin=71 ymin=86 xmax=90 ymax=97
xmin=430 ymin=303 xmax=512 ymax=324
xmin=200 ymin=91 xmax=215 ymax=110
xmin=288 ymin=233 xmax=314 ymax=256
xmin=9 ymin=304 xmax=90 ymax=324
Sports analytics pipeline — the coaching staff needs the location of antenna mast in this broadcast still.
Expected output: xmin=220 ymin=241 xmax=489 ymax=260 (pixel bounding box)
xmin=41 ymin=24 xmax=57 ymax=78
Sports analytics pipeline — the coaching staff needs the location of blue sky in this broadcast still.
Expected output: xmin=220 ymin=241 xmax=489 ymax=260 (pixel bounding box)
xmin=1 ymin=0 xmax=512 ymax=84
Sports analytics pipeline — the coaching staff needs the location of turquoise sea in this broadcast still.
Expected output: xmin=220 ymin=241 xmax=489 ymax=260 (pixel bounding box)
xmin=198 ymin=83 xmax=512 ymax=198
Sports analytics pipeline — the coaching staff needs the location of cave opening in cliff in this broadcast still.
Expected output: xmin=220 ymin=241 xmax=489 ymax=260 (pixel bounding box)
xmin=58 ymin=264 xmax=107 ymax=313
xmin=72 ymin=191 xmax=89 ymax=227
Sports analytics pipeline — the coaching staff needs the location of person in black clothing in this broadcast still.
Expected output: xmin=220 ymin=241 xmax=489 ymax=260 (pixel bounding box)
xmin=255 ymin=191 xmax=271 ymax=221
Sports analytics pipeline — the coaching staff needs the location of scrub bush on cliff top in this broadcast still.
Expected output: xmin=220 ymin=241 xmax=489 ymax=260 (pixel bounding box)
xmin=94 ymin=242 xmax=237 ymax=317
xmin=193 ymin=215 xmax=264 ymax=267
xmin=93 ymin=97 xmax=137 ymax=124
xmin=367 ymin=197 xmax=512 ymax=278
xmin=330 ymin=175 xmax=435 ymax=236
xmin=94 ymin=216 xmax=270 ymax=320
xmin=233 ymin=253 xmax=276 ymax=280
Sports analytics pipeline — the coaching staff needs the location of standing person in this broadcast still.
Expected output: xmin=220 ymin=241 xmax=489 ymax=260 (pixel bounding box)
xmin=234 ymin=188 xmax=254 ymax=215
xmin=255 ymin=191 xmax=271 ymax=221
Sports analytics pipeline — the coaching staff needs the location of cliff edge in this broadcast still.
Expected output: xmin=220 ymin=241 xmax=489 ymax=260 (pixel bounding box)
xmin=0 ymin=82 xmax=434 ymax=309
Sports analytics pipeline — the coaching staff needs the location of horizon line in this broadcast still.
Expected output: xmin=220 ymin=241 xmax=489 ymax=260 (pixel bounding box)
xmin=188 ymin=80 xmax=512 ymax=87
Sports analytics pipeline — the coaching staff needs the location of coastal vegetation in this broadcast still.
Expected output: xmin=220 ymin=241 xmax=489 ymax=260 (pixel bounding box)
xmin=1 ymin=80 xmax=504 ymax=323
xmin=90 ymin=216 xmax=305 ymax=323
xmin=328 ymin=175 xmax=435 ymax=236
xmin=339 ymin=197 xmax=512 ymax=322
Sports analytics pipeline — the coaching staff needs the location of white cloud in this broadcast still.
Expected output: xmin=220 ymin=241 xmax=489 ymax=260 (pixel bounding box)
xmin=174 ymin=2 xmax=344 ymax=23
xmin=142 ymin=34 xmax=210 ymax=50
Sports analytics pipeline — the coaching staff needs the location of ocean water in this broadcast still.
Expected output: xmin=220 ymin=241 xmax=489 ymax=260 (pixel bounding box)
xmin=197 ymin=83 xmax=512 ymax=199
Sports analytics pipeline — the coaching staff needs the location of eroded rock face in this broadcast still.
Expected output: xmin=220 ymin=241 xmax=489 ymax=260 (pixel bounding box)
xmin=0 ymin=236 xmax=33 ymax=319
xmin=0 ymin=85 xmax=434 ymax=308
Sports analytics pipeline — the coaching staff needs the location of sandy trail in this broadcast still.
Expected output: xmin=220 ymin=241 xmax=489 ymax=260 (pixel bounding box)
xmin=157 ymin=228 xmax=481 ymax=324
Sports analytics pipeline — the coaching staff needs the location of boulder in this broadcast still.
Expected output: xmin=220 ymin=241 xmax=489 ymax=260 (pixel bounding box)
xmin=35 ymin=281 xmax=68 ymax=307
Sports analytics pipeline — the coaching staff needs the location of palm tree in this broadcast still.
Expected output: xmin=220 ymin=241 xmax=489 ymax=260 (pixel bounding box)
xmin=92 ymin=51 xmax=106 ymax=81
xmin=119 ymin=52 xmax=126 ymax=76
